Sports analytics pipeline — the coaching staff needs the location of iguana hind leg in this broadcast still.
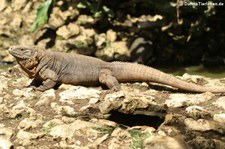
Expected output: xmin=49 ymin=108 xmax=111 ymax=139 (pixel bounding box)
xmin=99 ymin=69 xmax=121 ymax=91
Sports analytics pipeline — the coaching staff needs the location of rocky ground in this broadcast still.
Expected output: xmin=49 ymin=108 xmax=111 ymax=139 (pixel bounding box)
xmin=1 ymin=2 xmax=225 ymax=148
xmin=1 ymin=65 xmax=225 ymax=149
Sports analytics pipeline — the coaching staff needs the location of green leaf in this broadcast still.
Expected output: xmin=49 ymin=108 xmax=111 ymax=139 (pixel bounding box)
xmin=102 ymin=5 xmax=114 ymax=18
xmin=30 ymin=0 xmax=53 ymax=32
xmin=77 ymin=2 xmax=87 ymax=9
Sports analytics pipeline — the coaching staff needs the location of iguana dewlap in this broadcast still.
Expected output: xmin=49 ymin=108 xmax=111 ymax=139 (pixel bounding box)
xmin=9 ymin=45 xmax=225 ymax=92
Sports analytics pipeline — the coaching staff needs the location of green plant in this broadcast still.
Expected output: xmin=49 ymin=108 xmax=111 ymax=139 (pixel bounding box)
xmin=30 ymin=0 xmax=53 ymax=32
xmin=42 ymin=122 xmax=56 ymax=134
xmin=77 ymin=0 xmax=114 ymax=18
xmin=128 ymin=129 xmax=152 ymax=149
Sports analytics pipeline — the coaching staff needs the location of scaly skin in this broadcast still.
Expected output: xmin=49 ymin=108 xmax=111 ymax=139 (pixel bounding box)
xmin=9 ymin=45 xmax=225 ymax=93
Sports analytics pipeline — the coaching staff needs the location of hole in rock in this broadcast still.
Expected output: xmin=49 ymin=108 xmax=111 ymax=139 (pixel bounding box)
xmin=108 ymin=110 xmax=165 ymax=129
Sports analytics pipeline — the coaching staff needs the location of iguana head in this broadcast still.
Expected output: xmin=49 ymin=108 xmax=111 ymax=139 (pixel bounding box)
xmin=9 ymin=45 xmax=38 ymax=60
xmin=9 ymin=45 xmax=40 ymax=71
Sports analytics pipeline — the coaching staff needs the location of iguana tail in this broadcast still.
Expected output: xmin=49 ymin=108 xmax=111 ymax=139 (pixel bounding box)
xmin=110 ymin=62 xmax=225 ymax=93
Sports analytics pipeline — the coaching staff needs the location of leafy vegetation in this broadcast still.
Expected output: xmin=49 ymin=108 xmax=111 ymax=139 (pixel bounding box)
xmin=77 ymin=0 xmax=114 ymax=18
xmin=30 ymin=0 xmax=53 ymax=32
xmin=128 ymin=129 xmax=152 ymax=149
xmin=42 ymin=122 xmax=56 ymax=134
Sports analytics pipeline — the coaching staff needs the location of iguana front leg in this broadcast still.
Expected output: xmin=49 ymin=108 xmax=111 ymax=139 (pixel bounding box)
xmin=99 ymin=69 xmax=121 ymax=91
xmin=33 ymin=68 xmax=58 ymax=91
xmin=34 ymin=79 xmax=57 ymax=91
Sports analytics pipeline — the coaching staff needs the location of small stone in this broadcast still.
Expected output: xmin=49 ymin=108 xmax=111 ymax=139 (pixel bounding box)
xmin=18 ymin=118 xmax=43 ymax=130
xmin=91 ymin=118 xmax=117 ymax=128
xmin=0 ymin=76 xmax=8 ymax=93
xmin=18 ymin=35 xmax=34 ymax=45
xmin=184 ymin=118 xmax=224 ymax=133
xmin=99 ymin=91 xmax=124 ymax=114
xmin=12 ymin=74 xmax=30 ymax=87
xmin=82 ymin=28 xmax=96 ymax=38
xmin=12 ymin=88 xmax=36 ymax=99
xmin=51 ymin=103 xmax=76 ymax=116
xmin=56 ymin=23 xmax=80 ymax=39
xmin=2 ymin=54 xmax=15 ymax=63
xmin=12 ymin=0 xmax=27 ymax=10
xmin=0 ymin=0 xmax=8 ymax=12
xmin=59 ymin=86 xmax=100 ymax=101
xmin=106 ymin=29 xmax=117 ymax=42
xmin=0 ymin=138 xmax=13 ymax=149
xmin=185 ymin=106 xmax=211 ymax=119
xmin=144 ymin=134 xmax=191 ymax=149
xmin=10 ymin=13 xmax=22 ymax=27
xmin=0 ymin=126 xmax=14 ymax=140
xmin=49 ymin=7 xmax=79 ymax=28
xmin=108 ymin=128 xmax=132 ymax=149
xmin=73 ymin=35 xmax=94 ymax=50
xmin=213 ymin=96 xmax=225 ymax=110
xmin=0 ymin=97 xmax=3 ymax=104
xmin=166 ymin=92 xmax=214 ymax=108
xmin=16 ymin=130 xmax=45 ymax=146
xmin=213 ymin=114 xmax=225 ymax=124
xmin=76 ymin=15 xmax=95 ymax=25
xmin=35 ymin=89 xmax=55 ymax=106
xmin=49 ymin=7 xmax=65 ymax=28
xmin=9 ymin=101 xmax=27 ymax=118
xmin=95 ymin=41 xmax=130 ymax=61
xmin=49 ymin=120 xmax=97 ymax=140
xmin=95 ymin=33 xmax=106 ymax=47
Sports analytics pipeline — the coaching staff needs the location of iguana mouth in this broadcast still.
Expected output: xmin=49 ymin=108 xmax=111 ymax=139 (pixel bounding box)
xmin=9 ymin=47 xmax=28 ymax=59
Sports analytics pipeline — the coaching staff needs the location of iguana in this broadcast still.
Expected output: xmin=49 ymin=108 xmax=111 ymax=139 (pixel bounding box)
xmin=9 ymin=45 xmax=225 ymax=93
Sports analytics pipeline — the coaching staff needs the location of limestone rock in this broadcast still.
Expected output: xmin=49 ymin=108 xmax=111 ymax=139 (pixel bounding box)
xmin=12 ymin=88 xmax=36 ymax=99
xmin=0 ymin=126 xmax=14 ymax=143
xmin=99 ymin=91 xmax=124 ymax=114
xmin=59 ymin=86 xmax=100 ymax=102
xmin=0 ymin=138 xmax=13 ymax=149
xmin=108 ymin=127 xmax=132 ymax=149
xmin=76 ymin=15 xmax=95 ymax=25
xmin=96 ymin=41 xmax=130 ymax=61
xmin=184 ymin=118 xmax=224 ymax=133
xmin=49 ymin=7 xmax=79 ymax=28
xmin=213 ymin=114 xmax=225 ymax=124
xmin=81 ymin=28 xmax=96 ymax=38
xmin=95 ymin=33 xmax=106 ymax=48
xmin=144 ymin=134 xmax=191 ymax=149
xmin=49 ymin=120 xmax=98 ymax=141
xmin=0 ymin=76 xmax=8 ymax=93
xmin=56 ymin=23 xmax=80 ymax=39
xmin=166 ymin=92 xmax=215 ymax=108
xmin=18 ymin=118 xmax=43 ymax=130
xmin=185 ymin=106 xmax=211 ymax=119
xmin=0 ymin=0 xmax=8 ymax=12
xmin=16 ymin=130 xmax=45 ymax=146
xmin=51 ymin=103 xmax=76 ymax=116
xmin=35 ymin=89 xmax=55 ymax=106
xmin=12 ymin=0 xmax=28 ymax=11
xmin=213 ymin=96 xmax=225 ymax=110
xmin=106 ymin=29 xmax=117 ymax=43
